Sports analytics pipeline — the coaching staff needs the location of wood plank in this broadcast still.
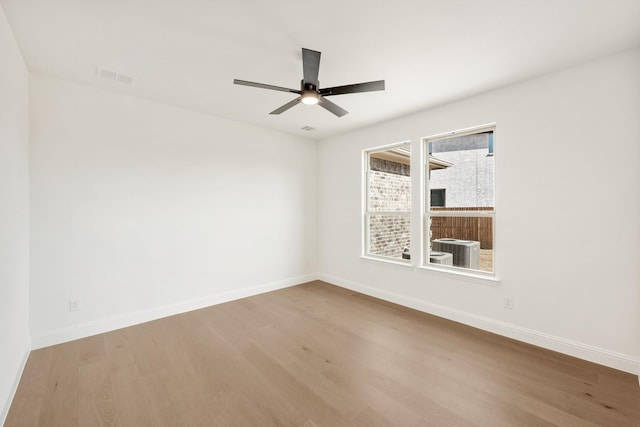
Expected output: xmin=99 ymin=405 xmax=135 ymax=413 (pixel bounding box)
xmin=5 ymin=281 xmax=640 ymax=427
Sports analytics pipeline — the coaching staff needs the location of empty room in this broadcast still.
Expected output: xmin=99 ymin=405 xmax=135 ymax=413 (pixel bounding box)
xmin=1 ymin=0 xmax=639 ymax=426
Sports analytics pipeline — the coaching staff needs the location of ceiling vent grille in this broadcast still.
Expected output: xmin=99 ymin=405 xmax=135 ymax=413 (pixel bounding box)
xmin=96 ymin=67 xmax=133 ymax=85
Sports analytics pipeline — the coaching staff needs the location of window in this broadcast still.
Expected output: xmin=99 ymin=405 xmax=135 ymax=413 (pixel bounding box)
xmin=430 ymin=189 xmax=446 ymax=207
xmin=424 ymin=126 xmax=495 ymax=274
xmin=364 ymin=142 xmax=411 ymax=261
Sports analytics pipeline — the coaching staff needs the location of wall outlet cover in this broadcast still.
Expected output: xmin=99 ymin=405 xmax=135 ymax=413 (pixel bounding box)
xmin=69 ymin=299 xmax=81 ymax=312
xmin=503 ymin=296 xmax=514 ymax=309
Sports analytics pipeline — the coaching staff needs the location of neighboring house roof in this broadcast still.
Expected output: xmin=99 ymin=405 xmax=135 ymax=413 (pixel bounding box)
xmin=428 ymin=155 xmax=454 ymax=171
xmin=370 ymin=147 xmax=453 ymax=170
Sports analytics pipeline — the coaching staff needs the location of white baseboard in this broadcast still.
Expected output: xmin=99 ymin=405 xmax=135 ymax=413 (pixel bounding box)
xmin=31 ymin=273 xmax=319 ymax=350
xmin=1 ymin=343 xmax=31 ymax=426
xmin=318 ymin=273 xmax=640 ymax=377
xmin=28 ymin=271 xmax=640 ymax=378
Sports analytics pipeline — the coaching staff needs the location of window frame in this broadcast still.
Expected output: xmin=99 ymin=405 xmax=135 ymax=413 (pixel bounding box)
xmin=362 ymin=141 xmax=412 ymax=264
xmin=422 ymin=124 xmax=497 ymax=279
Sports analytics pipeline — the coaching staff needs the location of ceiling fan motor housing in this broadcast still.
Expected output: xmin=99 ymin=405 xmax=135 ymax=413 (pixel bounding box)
xmin=302 ymin=81 xmax=317 ymax=91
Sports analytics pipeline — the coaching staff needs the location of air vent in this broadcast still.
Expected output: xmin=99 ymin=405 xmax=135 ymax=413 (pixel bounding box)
xmin=96 ymin=67 xmax=133 ymax=85
xmin=301 ymin=126 xmax=316 ymax=131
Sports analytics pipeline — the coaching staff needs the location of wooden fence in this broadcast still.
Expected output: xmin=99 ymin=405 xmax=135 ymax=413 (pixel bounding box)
xmin=430 ymin=207 xmax=493 ymax=249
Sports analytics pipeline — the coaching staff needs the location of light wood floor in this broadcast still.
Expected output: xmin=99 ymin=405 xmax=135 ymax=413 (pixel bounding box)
xmin=5 ymin=281 xmax=640 ymax=427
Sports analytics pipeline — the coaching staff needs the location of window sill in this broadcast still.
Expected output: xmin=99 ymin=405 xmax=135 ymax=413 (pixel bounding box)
xmin=417 ymin=265 xmax=500 ymax=287
xmin=357 ymin=256 xmax=500 ymax=286
xmin=360 ymin=255 xmax=414 ymax=268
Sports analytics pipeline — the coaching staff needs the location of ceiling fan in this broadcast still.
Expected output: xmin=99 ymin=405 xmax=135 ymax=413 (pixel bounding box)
xmin=233 ymin=48 xmax=385 ymax=117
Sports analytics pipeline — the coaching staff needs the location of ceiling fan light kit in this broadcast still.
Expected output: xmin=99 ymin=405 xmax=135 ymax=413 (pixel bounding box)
xmin=234 ymin=48 xmax=385 ymax=117
xmin=301 ymin=89 xmax=319 ymax=105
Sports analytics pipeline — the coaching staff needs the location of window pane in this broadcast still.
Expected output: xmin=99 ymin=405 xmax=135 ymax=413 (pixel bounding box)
xmin=368 ymin=214 xmax=411 ymax=259
xmin=430 ymin=189 xmax=446 ymax=207
xmin=365 ymin=143 xmax=411 ymax=261
xmin=427 ymin=215 xmax=493 ymax=272
xmin=428 ymin=132 xmax=494 ymax=210
xmin=424 ymin=128 xmax=495 ymax=275
xmin=368 ymin=147 xmax=411 ymax=212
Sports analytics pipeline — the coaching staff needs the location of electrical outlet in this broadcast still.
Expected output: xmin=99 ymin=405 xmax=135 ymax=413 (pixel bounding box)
xmin=69 ymin=298 xmax=81 ymax=312
xmin=503 ymin=296 xmax=514 ymax=309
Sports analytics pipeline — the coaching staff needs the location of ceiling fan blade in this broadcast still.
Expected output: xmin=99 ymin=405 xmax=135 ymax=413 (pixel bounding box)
xmin=302 ymin=48 xmax=321 ymax=86
xmin=319 ymin=80 xmax=385 ymax=96
xmin=269 ymin=97 xmax=302 ymax=115
xmin=234 ymin=79 xmax=301 ymax=94
xmin=318 ymin=97 xmax=348 ymax=117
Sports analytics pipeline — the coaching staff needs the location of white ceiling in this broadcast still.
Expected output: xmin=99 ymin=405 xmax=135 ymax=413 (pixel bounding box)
xmin=2 ymin=0 xmax=640 ymax=140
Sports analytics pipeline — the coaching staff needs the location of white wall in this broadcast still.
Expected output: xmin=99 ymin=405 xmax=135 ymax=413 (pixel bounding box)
xmin=0 ymin=5 xmax=30 ymax=424
xmin=317 ymin=49 xmax=640 ymax=373
xmin=29 ymin=74 xmax=317 ymax=345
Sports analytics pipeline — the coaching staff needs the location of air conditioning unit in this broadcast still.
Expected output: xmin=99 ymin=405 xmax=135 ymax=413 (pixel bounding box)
xmin=432 ymin=238 xmax=480 ymax=269
xmin=429 ymin=251 xmax=453 ymax=265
